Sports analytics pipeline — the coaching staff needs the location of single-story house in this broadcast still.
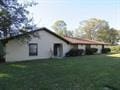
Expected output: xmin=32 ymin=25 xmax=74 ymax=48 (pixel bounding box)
xmin=1 ymin=27 xmax=109 ymax=62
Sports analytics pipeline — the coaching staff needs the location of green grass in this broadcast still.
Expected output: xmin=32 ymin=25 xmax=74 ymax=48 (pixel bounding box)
xmin=0 ymin=54 xmax=120 ymax=90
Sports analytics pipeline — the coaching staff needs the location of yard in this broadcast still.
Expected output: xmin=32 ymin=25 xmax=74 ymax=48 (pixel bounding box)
xmin=0 ymin=54 xmax=120 ymax=90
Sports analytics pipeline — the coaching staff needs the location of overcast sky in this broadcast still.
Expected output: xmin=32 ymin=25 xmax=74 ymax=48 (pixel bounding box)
xmin=22 ymin=0 xmax=120 ymax=30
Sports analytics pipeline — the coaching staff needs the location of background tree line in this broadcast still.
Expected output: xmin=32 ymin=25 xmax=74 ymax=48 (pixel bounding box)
xmin=52 ymin=18 xmax=120 ymax=45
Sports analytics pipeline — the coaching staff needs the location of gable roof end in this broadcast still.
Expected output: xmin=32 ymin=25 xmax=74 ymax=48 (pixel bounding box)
xmin=0 ymin=27 xmax=70 ymax=44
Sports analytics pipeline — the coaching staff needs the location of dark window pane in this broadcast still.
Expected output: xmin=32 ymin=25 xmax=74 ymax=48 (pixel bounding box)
xmin=29 ymin=43 xmax=38 ymax=56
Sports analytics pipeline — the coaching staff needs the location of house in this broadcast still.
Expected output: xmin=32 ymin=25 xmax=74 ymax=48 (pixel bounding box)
xmin=1 ymin=27 xmax=109 ymax=62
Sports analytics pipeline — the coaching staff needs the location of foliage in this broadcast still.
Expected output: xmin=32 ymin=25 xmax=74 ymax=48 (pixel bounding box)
xmin=0 ymin=0 xmax=36 ymax=38
xmin=52 ymin=20 xmax=67 ymax=36
xmin=75 ymin=18 xmax=120 ymax=45
xmin=65 ymin=49 xmax=84 ymax=57
xmin=0 ymin=9 xmax=11 ymax=37
xmin=0 ymin=0 xmax=37 ymax=57
xmin=110 ymin=45 xmax=120 ymax=53
xmin=97 ymin=28 xmax=120 ymax=45
xmin=108 ymin=28 xmax=120 ymax=45
xmin=52 ymin=20 xmax=73 ymax=37
xmin=0 ymin=41 xmax=5 ymax=61
xmin=75 ymin=18 xmax=109 ymax=40
xmin=85 ymin=48 xmax=98 ymax=55
xmin=64 ymin=30 xmax=74 ymax=37
xmin=101 ymin=48 xmax=111 ymax=54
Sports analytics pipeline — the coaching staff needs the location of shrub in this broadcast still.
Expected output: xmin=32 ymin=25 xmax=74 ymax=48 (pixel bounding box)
xmin=101 ymin=48 xmax=111 ymax=54
xmin=0 ymin=41 xmax=5 ymax=62
xmin=65 ymin=49 xmax=84 ymax=57
xmin=110 ymin=45 xmax=120 ymax=53
xmin=85 ymin=48 xmax=98 ymax=55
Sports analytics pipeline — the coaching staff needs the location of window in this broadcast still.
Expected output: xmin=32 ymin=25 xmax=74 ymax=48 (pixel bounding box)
xmin=29 ymin=43 xmax=38 ymax=56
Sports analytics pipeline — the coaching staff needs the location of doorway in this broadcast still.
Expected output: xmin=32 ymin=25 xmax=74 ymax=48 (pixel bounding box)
xmin=0 ymin=56 xmax=5 ymax=63
xmin=53 ymin=43 xmax=63 ymax=57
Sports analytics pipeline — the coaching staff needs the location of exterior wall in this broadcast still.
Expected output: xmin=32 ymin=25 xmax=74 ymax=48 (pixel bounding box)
xmin=78 ymin=45 xmax=86 ymax=50
xmin=78 ymin=45 xmax=86 ymax=55
xmin=91 ymin=45 xmax=102 ymax=54
xmin=6 ymin=30 xmax=71 ymax=62
xmin=68 ymin=44 xmax=108 ymax=54
xmin=104 ymin=45 xmax=109 ymax=48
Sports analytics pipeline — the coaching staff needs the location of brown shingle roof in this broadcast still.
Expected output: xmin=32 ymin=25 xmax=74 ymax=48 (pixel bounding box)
xmin=64 ymin=36 xmax=109 ymax=45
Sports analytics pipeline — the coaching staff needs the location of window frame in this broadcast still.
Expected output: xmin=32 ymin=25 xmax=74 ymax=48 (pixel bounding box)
xmin=29 ymin=43 xmax=38 ymax=56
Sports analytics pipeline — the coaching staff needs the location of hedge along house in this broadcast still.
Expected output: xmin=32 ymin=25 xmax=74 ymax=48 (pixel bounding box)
xmin=1 ymin=28 xmax=109 ymax=62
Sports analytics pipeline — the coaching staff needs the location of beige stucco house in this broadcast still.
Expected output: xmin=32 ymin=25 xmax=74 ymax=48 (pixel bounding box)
xmin=1 ymin=28 xmax=109 ymax=62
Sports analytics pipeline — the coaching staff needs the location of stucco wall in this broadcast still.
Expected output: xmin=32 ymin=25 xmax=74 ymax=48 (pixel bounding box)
xmin=78 ymin=45 xmax=86 ymax=50
xmin=78 ymin=45 xmax=86 ymax=55
xmin=78 ymin=44 xmax=104 ymax=54
xmin=6 ymin=30 xmax=71 ymax=62
xmin=91 ymin=45 xmax=102 ymax=54
xmin=104 ymin=45 xmax=109 ymax=48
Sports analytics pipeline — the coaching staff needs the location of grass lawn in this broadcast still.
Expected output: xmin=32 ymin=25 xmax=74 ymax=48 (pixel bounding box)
xmin=0 ymin=54 xmax=120 ymax=90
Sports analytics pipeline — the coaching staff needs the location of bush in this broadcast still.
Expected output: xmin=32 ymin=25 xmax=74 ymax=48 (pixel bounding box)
xmin=110 ymin=45 xmax=120 ymax=53
xmin=101 ymin=48 xmax=111 ymax=54
xmin=65 ymin=49 xmax=84 ymax=57
xmin=85 ymin=48 xmax=98 ymax=55
xmin=0 ymin=41 xmax=5 ymax=62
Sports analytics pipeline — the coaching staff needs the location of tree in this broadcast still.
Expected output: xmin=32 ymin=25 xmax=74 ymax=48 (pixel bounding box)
xmin=75 ymin=18 xmax=109 ymax=40
xmin=109 ymin=28 xmax=120 ymax=44
xmin=97 ymin=28 xmax=120 ymax=45
xmin=0 ymin=0 xmax=37 ymax=38
xmin=0 ymin=0 xmax=37 ymax=60
xmin=75 ymin=18 xmax=120 ymax=44
xmin=52 ymin=20 xmax=73 ymax=37
xmin=65 ymin=30 xmax=74 ymax=37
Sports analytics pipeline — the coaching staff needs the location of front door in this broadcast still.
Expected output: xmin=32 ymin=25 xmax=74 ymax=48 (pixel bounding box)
xmin=53 ymin=44 xmax=63 ymax=57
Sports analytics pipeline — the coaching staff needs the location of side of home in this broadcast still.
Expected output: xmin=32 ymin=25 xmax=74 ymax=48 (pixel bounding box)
xmin=2 ymin=28 xmax=109 ymax=62
xmin=5 ymin=28 xmax=72 ymax=62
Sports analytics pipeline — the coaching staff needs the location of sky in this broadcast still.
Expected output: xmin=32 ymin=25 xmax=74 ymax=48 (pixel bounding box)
xmin=22 ymin=0 xmax=120 ymax=30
